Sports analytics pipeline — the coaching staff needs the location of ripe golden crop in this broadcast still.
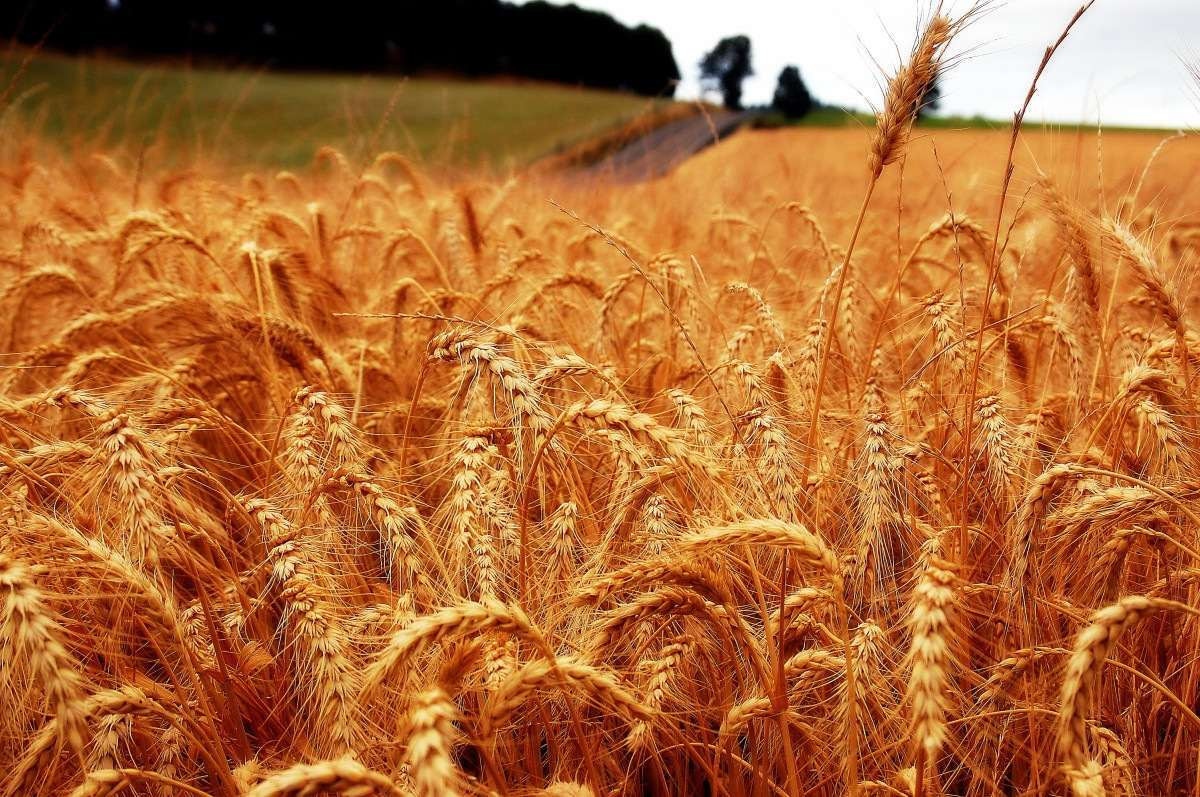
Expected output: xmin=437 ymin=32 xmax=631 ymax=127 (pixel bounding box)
xmin=2 ymin=8 xmax=1200 ymax=796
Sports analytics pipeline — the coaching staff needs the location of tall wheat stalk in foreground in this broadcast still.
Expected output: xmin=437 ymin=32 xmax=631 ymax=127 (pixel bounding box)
xmin=2 ymin=2 xmax=1200 ymax=795
xmin=806 ymin=11 xmax=973 ymax=788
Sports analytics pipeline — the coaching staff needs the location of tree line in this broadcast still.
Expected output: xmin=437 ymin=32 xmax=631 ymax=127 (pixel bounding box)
xmin=0 ymin=0 xmax=681 ymax=98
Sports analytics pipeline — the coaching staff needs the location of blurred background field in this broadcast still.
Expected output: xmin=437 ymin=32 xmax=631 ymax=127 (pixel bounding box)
xmin=0 ymin=48 xmax=1183 ymax=182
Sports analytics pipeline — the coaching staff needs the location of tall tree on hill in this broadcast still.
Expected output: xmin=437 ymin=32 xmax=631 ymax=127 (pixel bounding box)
xmin=699 ymin=35 xmax=753 ymax=110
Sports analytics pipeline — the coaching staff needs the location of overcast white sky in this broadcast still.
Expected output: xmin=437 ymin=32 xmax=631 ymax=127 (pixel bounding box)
xmin=517 ymin=0 xmax=1200 ymax=128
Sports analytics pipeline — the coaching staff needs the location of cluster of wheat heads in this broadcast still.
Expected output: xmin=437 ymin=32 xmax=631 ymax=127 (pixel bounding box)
xmin=4 ymin=10 xmax=1200 ymax=797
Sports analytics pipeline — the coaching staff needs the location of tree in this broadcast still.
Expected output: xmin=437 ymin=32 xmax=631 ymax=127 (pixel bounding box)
xmin=919 ymin=72 xmax=942 ymax=117
xmin=772 ymin=65 xmax=813 ymax=119
xmin=699 ymin=35 xmax=752 ymax=110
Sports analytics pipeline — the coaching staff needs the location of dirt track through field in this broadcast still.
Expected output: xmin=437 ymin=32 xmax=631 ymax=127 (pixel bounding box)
xmin=572 ymin=109 xmax=756 ymax=182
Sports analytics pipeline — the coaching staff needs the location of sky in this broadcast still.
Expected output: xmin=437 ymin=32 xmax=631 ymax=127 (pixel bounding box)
xmin=515 ymin=0 xmax=1200 ymax=129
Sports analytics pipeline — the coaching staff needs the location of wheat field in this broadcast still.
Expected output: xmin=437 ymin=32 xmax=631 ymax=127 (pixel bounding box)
xmin=2 ymin=8 xmax=1200 ymax=797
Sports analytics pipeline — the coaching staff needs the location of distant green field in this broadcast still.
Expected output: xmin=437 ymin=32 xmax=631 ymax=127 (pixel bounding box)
xmin=0 ymin=50 xmax=669 ymax=170
xmin=753 ymin=105 xmax=1180 ymax=136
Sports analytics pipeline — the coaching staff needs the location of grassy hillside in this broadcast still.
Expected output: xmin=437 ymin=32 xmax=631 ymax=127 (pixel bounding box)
xmin=0 ymin=49 xmax=669 ymax=169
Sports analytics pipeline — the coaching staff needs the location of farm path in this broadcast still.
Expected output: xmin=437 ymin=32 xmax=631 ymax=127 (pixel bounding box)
xmin=572 ymin=108 xmax=757 ymax=182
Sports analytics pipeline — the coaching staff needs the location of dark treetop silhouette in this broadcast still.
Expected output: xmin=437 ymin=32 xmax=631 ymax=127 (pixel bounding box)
xmin=772 ymin=65 xmax=814 ymax=119
xmin=699 ymin=35 xmax=753 ymax=110
xmin=920 ymin=71 xmax=943 ymax=117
